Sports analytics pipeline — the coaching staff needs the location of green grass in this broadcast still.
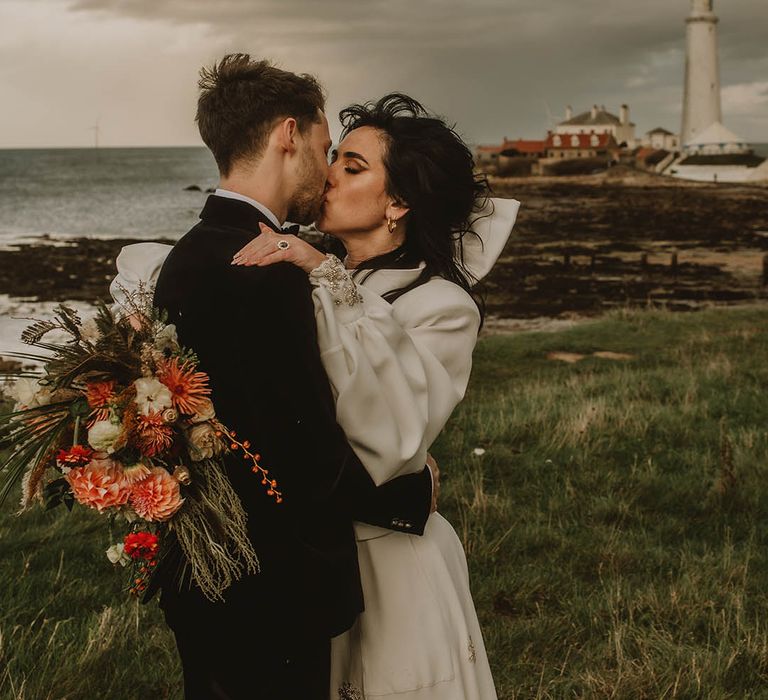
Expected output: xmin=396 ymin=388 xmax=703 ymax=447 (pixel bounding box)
xmin=3 ymin=305 xmax=768 ymax=699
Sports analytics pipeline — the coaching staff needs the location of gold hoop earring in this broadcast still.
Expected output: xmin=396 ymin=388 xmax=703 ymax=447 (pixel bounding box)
xmin=387 ymin=218 xmax=397 ymax=234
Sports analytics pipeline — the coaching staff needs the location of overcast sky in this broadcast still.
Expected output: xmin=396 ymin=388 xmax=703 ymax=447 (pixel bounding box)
xmin=1 ymin=0 xmax=766 ymax=148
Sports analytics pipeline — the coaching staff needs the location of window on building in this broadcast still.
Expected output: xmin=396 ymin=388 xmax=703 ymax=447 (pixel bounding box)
xmin=553 ymin=135 xmax=562 ymax=146
xmin=571 ymin=135 xmax=580 ymax=147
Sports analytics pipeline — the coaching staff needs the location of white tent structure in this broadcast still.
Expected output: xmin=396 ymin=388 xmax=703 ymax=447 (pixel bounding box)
xmin=684 ymin=122 xmax=750 ymax=155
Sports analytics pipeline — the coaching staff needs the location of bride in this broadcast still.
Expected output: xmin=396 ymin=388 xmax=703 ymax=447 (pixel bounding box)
xmin=112 ymin=93 xmax=519 ymax=700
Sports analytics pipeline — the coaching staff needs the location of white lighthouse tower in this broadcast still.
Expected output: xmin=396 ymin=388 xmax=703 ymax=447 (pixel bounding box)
xmin=681 ymin=0 xmax=722 ymax=146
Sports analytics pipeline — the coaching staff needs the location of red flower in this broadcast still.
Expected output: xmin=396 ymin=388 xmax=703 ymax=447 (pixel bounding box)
xmin=56 ymin=445 xmax=94 ymax=468
xmin=124 ymin=531 xmax=159 ymax=561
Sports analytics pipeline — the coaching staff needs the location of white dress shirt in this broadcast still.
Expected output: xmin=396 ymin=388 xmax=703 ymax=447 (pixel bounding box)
xmin=213 ymin=188 xmax=282 ymax=230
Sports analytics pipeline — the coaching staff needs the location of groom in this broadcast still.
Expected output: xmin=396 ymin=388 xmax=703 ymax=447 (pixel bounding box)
xmin=151 ymin=54 xmax=436 ymax=699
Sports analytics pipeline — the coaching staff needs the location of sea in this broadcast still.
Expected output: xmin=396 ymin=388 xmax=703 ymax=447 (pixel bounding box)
xmin=0 ymin=147 xmax=217 ymax=244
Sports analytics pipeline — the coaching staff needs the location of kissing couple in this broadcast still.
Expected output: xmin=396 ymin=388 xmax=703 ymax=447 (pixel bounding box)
xmin=112 ymin=53 xmax=519 ymax=699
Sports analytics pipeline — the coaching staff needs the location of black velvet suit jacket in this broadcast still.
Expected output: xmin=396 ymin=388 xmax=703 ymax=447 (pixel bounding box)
xmin=152 ymin=195 xmax=432 ymax=641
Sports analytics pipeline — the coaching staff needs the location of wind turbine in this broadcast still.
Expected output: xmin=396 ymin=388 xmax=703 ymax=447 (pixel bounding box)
xmin=89 ymin=120 xmax=100 ymax=148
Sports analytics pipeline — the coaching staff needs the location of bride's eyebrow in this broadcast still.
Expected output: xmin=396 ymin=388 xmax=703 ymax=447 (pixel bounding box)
xmin=343 ymin=151 xmax=369 ymax=165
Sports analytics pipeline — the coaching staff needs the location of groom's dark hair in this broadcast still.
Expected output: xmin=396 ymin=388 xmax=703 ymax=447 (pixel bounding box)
xmin=196 ymin=54 xmax=325 ymax=176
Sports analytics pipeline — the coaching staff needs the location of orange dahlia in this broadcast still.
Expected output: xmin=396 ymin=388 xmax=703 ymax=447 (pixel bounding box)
xmin=66 ymin=458 xmax=130 ymax=512
xmin=129 ymin=467 xmax=184 ymax=522
xmin=157 ymin=358 xmax=212 ymax=416
xmin=85 ymin=380 xmax=117 ymax=423
xmin=134 ymin=411 xmax=174 ymax=457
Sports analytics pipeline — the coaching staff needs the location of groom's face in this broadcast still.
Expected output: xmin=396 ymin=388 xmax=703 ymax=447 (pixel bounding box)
xmin=287 ymin=111 xmax=332 ymax=225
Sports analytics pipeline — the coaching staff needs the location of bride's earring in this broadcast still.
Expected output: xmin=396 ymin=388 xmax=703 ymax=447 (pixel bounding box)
xmin=387 ymin=218 xmax=397 ymax=234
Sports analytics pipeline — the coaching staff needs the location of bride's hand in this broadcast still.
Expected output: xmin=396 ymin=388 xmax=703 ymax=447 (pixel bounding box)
xmin=231 ymin=223 xmax=327 ymax=273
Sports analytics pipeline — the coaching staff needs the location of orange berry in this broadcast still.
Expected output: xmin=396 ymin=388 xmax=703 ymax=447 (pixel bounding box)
xmin=271 ymin=480 xmax=277 ymax=487
xmin=276 ymin=497 xmax=283 ymax=504
xmin=254 ymin=454 xmax=261 ymax=461
xmin=231 ymin=443 xmax=238 ymax=450
xmin=267 ymin=490 xmax=274 ymax=496
xmin=243 ymin=440 xmax=250 ymax=449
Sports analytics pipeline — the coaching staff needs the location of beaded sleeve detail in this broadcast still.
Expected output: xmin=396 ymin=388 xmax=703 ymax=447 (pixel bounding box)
xmin=338 ymin=683 xmax=363 ymax=700
xmin=309 ymin=254 xmax=364 ymax=308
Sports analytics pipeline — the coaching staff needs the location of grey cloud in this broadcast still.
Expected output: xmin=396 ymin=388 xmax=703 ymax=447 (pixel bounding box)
xmin=64 ymin=0 xmax=768 ymax=142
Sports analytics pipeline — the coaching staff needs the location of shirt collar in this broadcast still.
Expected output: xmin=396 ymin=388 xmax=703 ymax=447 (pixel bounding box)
xmin=214 ymin=188 xmax=282 ymax=230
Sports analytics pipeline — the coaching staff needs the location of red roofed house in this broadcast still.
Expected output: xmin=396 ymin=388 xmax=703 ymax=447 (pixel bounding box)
xmin=475 ymin=138 xmax=547 ymax=168
xmin=544 ymin=131 xmax=620 ymax=160
xmin=501 ymin=139 xmax=547 ymax=158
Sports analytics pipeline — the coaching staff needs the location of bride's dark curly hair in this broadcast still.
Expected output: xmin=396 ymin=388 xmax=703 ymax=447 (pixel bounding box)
xmin=332 ymin=93 xmax=490 ymax=321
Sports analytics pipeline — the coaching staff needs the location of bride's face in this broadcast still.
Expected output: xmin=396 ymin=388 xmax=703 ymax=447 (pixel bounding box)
xmin=316 ymin=126 xmax=392 ymax=237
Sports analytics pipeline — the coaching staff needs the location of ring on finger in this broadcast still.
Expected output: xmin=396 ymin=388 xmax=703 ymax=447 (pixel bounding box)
xmin=276 ymin=240 xmax=291 ymax=251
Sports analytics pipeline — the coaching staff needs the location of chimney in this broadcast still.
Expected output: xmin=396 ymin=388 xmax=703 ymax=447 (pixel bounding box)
xmin=591 ymin=105 xmax=598 ymax=119
xmin=565 ymin=105 xmax=573 ymax=120
xmin=620 ymin=104 xmax=629 ymax=125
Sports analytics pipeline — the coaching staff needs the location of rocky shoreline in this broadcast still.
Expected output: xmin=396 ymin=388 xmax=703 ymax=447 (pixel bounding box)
xmin=0 ymin=171 xmax=766 ymax=322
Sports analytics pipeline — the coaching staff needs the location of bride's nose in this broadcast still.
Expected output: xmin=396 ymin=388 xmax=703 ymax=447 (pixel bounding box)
xmin=325 ymin=163 xmax=339 ymax=188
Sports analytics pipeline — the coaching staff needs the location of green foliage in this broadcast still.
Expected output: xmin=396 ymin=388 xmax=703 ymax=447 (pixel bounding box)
xmin=2 ymin=306 xmax=768 ymax=698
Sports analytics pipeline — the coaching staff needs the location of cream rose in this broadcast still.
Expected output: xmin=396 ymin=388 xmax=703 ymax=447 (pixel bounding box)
xmin=134 ymin=377 xmax=173 ymax=416
xmin=189 ymin=398 xmax=216 ymax=424
xmin=87 ymin=420 xmax=122 ymax=454
xmin=186 ymin=422 xmax=223 ymax=462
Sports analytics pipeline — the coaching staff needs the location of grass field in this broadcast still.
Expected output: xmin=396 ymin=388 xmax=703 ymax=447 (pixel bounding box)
xmin=2 ymin=305 xmax=768 ymax=699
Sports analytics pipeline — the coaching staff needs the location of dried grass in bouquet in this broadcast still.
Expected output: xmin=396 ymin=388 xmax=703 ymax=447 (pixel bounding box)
xmin=0 ymin=287 xmax=279 ymax=601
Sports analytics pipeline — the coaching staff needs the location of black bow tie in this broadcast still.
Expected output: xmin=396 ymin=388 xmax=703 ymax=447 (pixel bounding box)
xmin=281 ymin=223 xmax=300 ymax=235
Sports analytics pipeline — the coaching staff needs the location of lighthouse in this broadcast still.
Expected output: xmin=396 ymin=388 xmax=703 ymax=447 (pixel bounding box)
xmin=681 ymin=0 xmax=722 ymax=145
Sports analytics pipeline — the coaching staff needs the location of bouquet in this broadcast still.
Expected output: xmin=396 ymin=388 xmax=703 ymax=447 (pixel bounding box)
xmin=0 ymin=288 xmax=279 ymax=601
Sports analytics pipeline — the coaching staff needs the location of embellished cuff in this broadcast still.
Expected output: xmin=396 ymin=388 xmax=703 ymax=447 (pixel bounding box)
xmin=309 ymin=254 xmax=365 ymax=322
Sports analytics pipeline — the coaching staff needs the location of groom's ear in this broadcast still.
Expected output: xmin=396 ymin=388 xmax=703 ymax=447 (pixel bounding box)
xmin=274 ymin=117 xmax=299 ymax=155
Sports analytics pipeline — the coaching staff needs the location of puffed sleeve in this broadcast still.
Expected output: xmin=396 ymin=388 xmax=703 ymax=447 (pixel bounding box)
xmin=309 ymin=254 xmax=480 ymax=486
xmin=109 ymin=242 xmax=173 ymax=313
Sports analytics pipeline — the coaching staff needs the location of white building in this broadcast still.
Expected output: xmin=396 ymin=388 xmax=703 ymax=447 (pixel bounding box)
xmin=556 ymin=105 xmax=636 ymax=147
xmin=681 ymin=0 xmax=722 ymax=145
xmin=645 ymin=127 xmax=680 ymax=152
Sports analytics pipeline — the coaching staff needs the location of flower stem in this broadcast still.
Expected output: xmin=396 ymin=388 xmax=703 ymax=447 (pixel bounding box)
xmin=73 ymin=415 xmax=81 ymax=446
